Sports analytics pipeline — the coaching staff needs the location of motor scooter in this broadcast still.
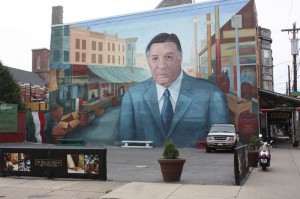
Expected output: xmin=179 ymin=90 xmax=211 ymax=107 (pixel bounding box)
xmin=258 ymin=137 xmax=272 ymax=171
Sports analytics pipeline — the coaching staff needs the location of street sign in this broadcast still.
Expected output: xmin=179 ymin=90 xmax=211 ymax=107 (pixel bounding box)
xmin=0 ymin=103 xmax=18 ymax=133
xmin=275 ymin=107 xmax=295 ymax=111
xmin=231 ymin=15 xmax=242 ymax=28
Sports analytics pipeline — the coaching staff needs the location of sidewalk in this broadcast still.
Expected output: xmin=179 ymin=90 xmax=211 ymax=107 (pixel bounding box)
xmin=237 ymin=147 xmax=300 ymax=199
xmin=1 ymin=144 xmax=300 ymax=198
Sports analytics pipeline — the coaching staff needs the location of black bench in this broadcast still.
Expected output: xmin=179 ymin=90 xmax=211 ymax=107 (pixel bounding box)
xmin=56 ymin=139 xmax=85 ymax=146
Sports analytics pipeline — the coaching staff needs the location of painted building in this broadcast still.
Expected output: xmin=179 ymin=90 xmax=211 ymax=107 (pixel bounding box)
xmin=49 ymin=0 xmax=259 ymax=147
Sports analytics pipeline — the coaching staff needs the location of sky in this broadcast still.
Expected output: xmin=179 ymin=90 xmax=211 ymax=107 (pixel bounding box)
xmin=1 ymin=0 xmax=300 ymax=94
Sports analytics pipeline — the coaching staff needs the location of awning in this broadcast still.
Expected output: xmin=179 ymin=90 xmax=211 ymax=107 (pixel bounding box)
xmin=88 ymin=66 xmax=151 ymax=83
xmin=259 ymin=89 xmax=300 ymax=110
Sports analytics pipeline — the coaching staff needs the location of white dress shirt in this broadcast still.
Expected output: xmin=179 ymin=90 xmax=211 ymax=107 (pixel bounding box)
xmin=156 ymin=70 xmax=183 ymax=114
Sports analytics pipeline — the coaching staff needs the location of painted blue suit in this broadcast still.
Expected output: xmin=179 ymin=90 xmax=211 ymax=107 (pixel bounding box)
xmin=118 ymin=72 xmax=229 ymax=147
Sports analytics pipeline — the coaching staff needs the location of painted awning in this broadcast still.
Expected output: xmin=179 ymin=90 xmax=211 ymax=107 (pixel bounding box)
xmin=88 ymin=66 xmax=151 ymax=83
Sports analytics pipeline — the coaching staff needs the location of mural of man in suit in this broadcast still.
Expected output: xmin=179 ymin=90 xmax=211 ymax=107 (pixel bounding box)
xmin=118 ymin=33 xmax=229 ymax=147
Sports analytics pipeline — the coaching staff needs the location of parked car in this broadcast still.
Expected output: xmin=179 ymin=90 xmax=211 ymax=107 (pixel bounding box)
xmin=206 ymin=124 xmax=239 ymax=153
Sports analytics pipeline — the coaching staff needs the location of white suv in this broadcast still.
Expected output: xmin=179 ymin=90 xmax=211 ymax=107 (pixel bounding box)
xmin=206 ymin=124 xmax=239 ymax=153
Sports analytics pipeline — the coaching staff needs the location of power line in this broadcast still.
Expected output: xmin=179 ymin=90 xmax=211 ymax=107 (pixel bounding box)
xmin=276 ymin=87 xmax=287 ymax=90
xmin=275 ymin=87 xmax=287 ymax=92
xmin=275 ymin=86 xmax=288 ymax=90
xmin=274 ymin=82 xmax=287 ymax=85
xmin=273 ymin=60 xmax=292 ymax=66
xmin=286 ymin=0 xmax=294 ymax=27
xmin=275 ymin=72 xmax=288 ymax=81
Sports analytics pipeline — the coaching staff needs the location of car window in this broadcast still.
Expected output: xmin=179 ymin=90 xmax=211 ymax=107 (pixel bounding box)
xmin=210 ymin=126 xmax=235 ymax=133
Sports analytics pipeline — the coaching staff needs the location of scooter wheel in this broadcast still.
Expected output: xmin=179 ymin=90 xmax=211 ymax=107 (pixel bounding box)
xmin=262 ymin=166 xmax=267 ymax=171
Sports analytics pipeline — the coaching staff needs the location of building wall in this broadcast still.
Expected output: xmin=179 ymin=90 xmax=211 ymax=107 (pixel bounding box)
xmin=257 ymin=26 xmax=274 ymax=91
xmin=52 ymin=6 xmax=63 ymax=25
xmin=19 ymin=83 xmax=48 ymax=102
xmin=32 ymin=48 xmax=50 ymax=82
xmin=156 ymin=0 xmax=193 ymax=8
xmin=49 ymin=0 xmax=259 ymax=146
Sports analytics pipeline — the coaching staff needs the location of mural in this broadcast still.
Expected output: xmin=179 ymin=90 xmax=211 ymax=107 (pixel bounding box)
xmin=48 ymin=0 xmax=258 ymax=147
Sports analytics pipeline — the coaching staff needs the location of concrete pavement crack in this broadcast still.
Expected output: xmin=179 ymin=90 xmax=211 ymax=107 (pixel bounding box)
xmin=289 ymin=149 xmax=300 ymax=175
xmin=166 ymin=184 xmax=184 ymax=199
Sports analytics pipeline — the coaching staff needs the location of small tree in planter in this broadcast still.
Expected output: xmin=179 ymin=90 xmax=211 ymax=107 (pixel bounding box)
xmin=158 ymin=140 xmax=186 ymax=182
xmin=163 ymin=139 xmax=179 ymax=159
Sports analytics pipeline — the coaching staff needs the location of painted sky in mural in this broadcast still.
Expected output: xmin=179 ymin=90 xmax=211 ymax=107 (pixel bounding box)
xmin=70 ymin=1 xmax=246 ymax=67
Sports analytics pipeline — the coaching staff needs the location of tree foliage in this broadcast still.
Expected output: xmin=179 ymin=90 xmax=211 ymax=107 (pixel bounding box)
xmin=162 ymin=139 xmax=179 ymax=159
xmin=0 ymin=61 xmax=25 ymax=110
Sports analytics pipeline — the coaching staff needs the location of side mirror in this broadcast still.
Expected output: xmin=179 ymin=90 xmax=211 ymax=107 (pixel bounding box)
xmin=236 ymin=131 xmax=239 ymax=134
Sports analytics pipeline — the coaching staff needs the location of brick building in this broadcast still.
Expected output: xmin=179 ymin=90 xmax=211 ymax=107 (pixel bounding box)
xmin=7 ymin=67 xmax=48 ymax=102
xmin=32 ymin=48 xmax=50 ymax=82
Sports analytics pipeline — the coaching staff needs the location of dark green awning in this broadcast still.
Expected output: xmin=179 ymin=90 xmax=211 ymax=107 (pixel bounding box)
xmin=88 ymin=66 xmax=151 ymax=83
xmin=259 ymin=89 xmax=300 ymax=109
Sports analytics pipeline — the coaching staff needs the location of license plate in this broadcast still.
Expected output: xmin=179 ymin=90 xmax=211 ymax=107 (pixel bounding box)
xmin=261 ymin=159 xmax=267 ymax=163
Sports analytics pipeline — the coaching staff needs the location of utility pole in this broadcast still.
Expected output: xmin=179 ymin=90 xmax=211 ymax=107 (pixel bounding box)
xmin=282 ymin=23 xmax=300 ymax=92
xmin=288 ymin=65 xmax=291 ymax=95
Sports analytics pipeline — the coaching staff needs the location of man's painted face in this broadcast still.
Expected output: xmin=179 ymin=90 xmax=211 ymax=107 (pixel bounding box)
xmin=147 ymin=42 xmax=182 ymax=88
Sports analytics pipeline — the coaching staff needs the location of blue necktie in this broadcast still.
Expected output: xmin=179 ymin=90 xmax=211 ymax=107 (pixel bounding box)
xmin=161 ymin=89 xmax=173 ymax=135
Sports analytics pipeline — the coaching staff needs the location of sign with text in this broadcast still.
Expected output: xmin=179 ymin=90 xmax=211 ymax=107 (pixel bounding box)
xmin=0 ymin=146 xmax=107 ymax=180
xmin=0 ymin=103 xmax=18 ymax=133
xmin=234 ymin=145 xmax=249 ymax=185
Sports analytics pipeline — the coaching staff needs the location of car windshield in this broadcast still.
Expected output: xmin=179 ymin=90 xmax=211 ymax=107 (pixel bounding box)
xmin=210 ymin=126 xmax=235 ymax=133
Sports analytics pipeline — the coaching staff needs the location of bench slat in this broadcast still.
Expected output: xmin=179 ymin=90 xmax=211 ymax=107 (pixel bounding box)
xmin=122 ymin=140 xmax=153 ymax=148
xmin=122 ymin=146 xmax=153 ymax=148
xmin=122 ymin=140 xmax=153 ymax=143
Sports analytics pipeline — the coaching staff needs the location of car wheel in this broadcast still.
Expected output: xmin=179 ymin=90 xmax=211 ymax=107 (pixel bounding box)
xmin=231 ymin=147 xmax=235 ymax=153
xmin=206 ymin=145 xmax=211 ymax=153
xmin=231 ymin=142 xmax=237 ymax=153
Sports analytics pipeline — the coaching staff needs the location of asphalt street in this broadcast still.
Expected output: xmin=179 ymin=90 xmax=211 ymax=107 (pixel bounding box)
xmin=106 ymin=146 xmax=236 ymax=185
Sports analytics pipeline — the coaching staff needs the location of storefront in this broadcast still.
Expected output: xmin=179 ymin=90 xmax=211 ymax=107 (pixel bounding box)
xmin=259 ymin=89 xmax=300 ymax=147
